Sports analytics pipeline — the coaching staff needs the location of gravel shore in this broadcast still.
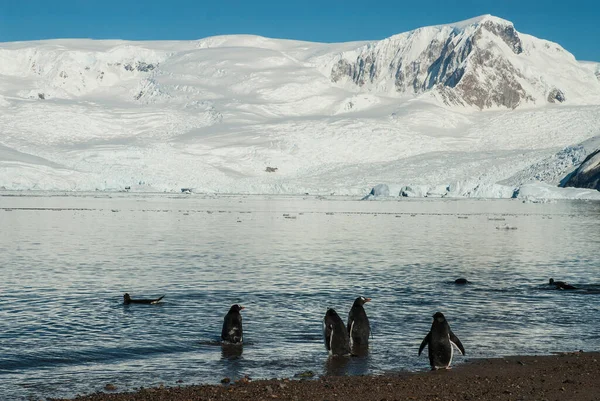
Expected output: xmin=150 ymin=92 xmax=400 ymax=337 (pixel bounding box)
xmin=56 ymin=352 xmax=599 ymax=401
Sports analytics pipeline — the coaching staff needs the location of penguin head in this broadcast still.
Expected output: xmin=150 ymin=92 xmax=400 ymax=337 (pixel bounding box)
xmin=229 ymin=304 xmax=245 ymax=313
xmin=123 ymin=293 xmax=131 ymax=302
xmin=432 ymin=312 xmax=446 ymax=322
xmin=353 ymin=296 xmax=372 ymax=306
xmin=325 ymin=308 xmax=342 ymax=324
xmin=325 ymin=308 xmax=338 ymax=318
xmin=549 ymin=278 xmax=554 ymax=284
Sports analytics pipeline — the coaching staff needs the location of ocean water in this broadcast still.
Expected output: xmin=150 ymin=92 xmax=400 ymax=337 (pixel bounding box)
xmin=1 ymin=193 xmax=599 ymax=400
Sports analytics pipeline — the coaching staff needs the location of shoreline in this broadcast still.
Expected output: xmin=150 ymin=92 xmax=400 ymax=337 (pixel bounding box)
xmin=55 ymin=351 xmax=600 ymax=401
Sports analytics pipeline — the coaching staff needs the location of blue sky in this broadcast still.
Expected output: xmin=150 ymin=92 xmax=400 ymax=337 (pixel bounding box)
xmin=1 ymin=0 xmax=598 ymax=61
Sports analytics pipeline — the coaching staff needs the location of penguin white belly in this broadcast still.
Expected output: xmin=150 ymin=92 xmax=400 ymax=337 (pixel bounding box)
xmin=329 ymin=326 xmax=334 ymax=354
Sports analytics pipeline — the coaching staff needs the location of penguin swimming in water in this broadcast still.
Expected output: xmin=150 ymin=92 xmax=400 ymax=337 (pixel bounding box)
xmin=221 ymin=304 xmax=245 ymax=344
xmin=123 ymin=293 xmax=164 ymax=304
xmin=323 ymin=308 xmax=350 ymax=356
xmin=347 ymin=296 xmax=371 ymax=348
xmin=418 ymin=312 xmax=465 ymax=370
xmin=549 ymin=278 xmax=577 ymax=290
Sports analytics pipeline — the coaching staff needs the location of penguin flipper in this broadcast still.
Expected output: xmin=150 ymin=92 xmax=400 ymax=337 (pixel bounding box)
xmin=418 ymin=332 xmax=431 ymax=356
xmin=449 ymin=331 xmax=465 ymax=355
xmin=151 ymin=295 xmax=165 ymax=304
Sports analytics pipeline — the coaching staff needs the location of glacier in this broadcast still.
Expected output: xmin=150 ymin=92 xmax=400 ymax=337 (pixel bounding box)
xmin=1 ymin=15 xmax=600 ymax=199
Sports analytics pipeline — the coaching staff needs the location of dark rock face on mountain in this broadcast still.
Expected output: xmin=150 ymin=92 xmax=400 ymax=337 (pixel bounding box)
xmin=328 ymin=15 xmax=594 ymax=110
xmin=564 ymin=149 xmax=600 ymax=190
xmin=480 ymin=20 xmax=523 ymax=54
xmin=124 ymin=62 xmax=156 ymax=72
xmin=547 ymin=88 xmax=566 ymax=103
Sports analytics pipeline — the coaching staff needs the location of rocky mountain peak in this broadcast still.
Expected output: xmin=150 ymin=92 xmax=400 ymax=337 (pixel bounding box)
xmin=476 ymin=18 xmax=523 ymax=55
xmin=326 ymin=15 xmax=598 ymax=109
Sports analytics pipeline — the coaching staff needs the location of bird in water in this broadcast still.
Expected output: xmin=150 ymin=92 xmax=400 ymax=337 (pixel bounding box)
xmin=123 ymin=293 xmax=164 ymax=304
xmin=454 ymin=278 xmax=470 ymax=284
xmin=323 ymin=308 xmax=350 ymax=356
xmin=549 ymin=278 xmax=577 ymax=290
xmin=221 ymin=304 xmax=245 ymax=344
xmin=347 ymin=296 xmax=371 ymax=348
xmin=419 ymin=312 xmax=465 ymax=370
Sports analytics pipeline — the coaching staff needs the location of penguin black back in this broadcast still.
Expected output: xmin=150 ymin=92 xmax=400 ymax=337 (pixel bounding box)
xmin=549 ymin=278 xmax=577 ymax=290
xmin=347 ymin=296 xmax=371 ymax=347
xmin=323 ymin=308 xmax=350 ymax=356
xmin=221 ymin=304 xmax=244 ymax=344
xmin=418 ymin=312 xmax=465 ymax=370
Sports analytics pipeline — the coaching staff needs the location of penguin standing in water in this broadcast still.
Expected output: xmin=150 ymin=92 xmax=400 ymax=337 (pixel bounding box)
xmin=221 ymin=304 xmax=245 ymax=344
xmin=347 ymin=296 xmax=371 ymax=348
xmin=323 ymin=308 xmax=350 ymax=356
xmin=418 ymin=312 xmax=465 ymax=370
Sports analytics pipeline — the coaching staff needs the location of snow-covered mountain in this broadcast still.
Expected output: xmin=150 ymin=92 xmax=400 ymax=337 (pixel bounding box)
xmin=325 ymin=15 xmax=600 ymax=109
xmin=1 ymin=15 xmax=599 ymax=198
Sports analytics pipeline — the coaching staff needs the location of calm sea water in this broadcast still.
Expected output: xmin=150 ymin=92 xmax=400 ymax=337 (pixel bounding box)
xmin=1 ymin=193 xmax=599 ymax=400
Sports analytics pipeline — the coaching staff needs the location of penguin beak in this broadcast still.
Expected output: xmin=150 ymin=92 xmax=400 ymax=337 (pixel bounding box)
xmin=240 ymin=306 xmax=246 ymax=310
xmin=365 ymin=298 xmax=372 ymax=302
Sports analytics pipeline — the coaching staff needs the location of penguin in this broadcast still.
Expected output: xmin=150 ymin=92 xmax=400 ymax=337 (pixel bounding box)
xmin=347 ymin=296 xmax=371 ymax=348
xmin=323 ymin=308 xmax=350 ymax=356
xmin=454 ymin=278 xmax=469 ymax=285
xmin=418 ymin=312 xmax=465 ymax=370
xmin=549 ymin=278 xmax=577 ymax=290
xmin=221 ymin=304 xmax=245 ymax=344
xmin=123 ymin=293 xmax=164 ymax=304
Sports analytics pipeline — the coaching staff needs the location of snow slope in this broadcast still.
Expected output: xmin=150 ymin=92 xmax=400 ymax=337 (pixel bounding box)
xmin=1 ymin=16 xmax=599 ymax=198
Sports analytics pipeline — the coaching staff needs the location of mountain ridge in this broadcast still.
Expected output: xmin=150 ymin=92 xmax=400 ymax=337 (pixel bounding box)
xmin=1 ymin=15 xmax=599 ymax=109
xmin=323 ymin=15 xmax=599 ymax=109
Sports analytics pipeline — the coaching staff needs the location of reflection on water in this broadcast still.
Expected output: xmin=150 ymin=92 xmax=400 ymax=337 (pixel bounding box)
xmin=221 ymin=344 xmax=244 ymax=380
xmin=324 ymin=355 xmax=350 ymax=376
xmin=221 ymin=344 xmax=244 ymax=360
xmin=324 ymin=353 xmax=372 ymax=377
xmin=0 ymin=194 xmax=599 ymax=400
xmin=351 ymin=344 xmax=370 ymax=358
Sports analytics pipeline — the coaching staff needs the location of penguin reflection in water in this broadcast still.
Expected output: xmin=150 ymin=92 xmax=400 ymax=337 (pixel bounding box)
xmin=347 ymin=296 xmax=371 ymax=350
xmin=221 ymin=304 xmax=245 ymax=344
xmin=419 ymin=312 xmax=465 ymax=370
xmin=323 ymin=308 xmax=351 ymax=356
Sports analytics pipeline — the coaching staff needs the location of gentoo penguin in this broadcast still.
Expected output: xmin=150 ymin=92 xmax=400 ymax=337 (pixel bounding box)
xmin=123 ymin=293 xmax=164 ymax=304
xmin=323 ymin=308 xmax=350 ymax=356
xmin=549 ymin=278 xmax=577 ymax=290
xmin=418 ymin=312 xmax=465 ymax=370
xmin=221 ymin=304 xmax=245 ymax=344
xmin=347 ymin=296 xmax=371 ymax=347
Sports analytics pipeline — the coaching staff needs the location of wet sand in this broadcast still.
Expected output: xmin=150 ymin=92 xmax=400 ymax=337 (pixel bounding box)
xmin=56 ymin=352 xmax=599 ymax=401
